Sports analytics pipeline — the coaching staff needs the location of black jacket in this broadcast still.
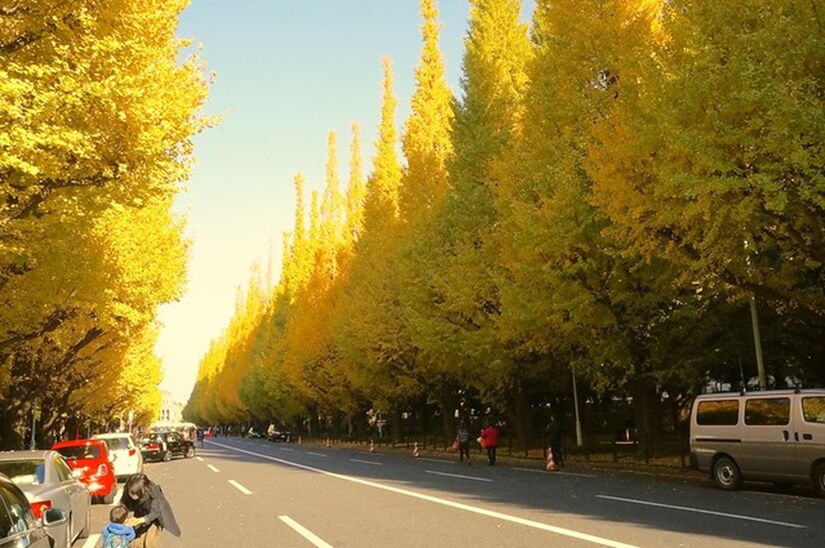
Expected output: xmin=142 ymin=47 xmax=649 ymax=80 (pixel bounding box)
xmin=121 ymin=483 xmax=181 ymax=537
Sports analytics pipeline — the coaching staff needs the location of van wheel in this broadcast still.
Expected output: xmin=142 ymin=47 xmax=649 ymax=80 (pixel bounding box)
xmin=814 ymin=463 xmax=825 ymax=498
xmin=713 ymin=456 xmax=742 ymax=490
xmin=162 ymin=450 xmax=172 ymax=462
xmin=185 ymin=446 xmax=195 ymax=458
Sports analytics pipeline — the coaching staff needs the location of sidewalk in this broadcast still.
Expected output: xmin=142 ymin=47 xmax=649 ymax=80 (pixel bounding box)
xmin=296 ymin=437 xmax=707 ymax=485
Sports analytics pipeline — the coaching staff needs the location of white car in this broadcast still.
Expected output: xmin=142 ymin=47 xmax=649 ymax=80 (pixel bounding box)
xmin=92 ymin=433 xmax=143 ymax=480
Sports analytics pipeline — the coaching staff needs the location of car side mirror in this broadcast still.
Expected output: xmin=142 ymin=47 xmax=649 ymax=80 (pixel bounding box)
xmin=42 ymin=508 xmax=68 ymax=527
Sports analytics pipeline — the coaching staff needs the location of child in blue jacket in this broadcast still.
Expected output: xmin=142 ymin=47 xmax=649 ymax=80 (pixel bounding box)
xmin=102 ymin=505 xmax=136 ymax=548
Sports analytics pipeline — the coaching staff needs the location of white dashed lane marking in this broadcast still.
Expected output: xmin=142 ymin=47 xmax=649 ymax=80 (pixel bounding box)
xmin=228 ymin=479 xmax=253 ymax=495
xmin=350 ymin=458 xmax=383 ymax=466
xmin=595 ymin=495 xmax=806 ymax=529
xmin=279 ymin=515 xmax=332 ymax=548
xmin=425 ymin=470 xmax=493 ymax=483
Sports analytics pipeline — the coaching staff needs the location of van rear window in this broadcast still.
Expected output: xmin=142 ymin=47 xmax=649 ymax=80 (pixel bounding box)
xmin=802 ymin=397 xmax=825 ymax=424
xmin=745 ymin=398 xmax=790 ymax=426
xmin=697 ymin=400 xmax=739 ymax=425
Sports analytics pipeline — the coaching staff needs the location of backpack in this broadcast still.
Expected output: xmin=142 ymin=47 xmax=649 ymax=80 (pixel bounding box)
xmin=103 ymin=534 xmax=130 ymax=548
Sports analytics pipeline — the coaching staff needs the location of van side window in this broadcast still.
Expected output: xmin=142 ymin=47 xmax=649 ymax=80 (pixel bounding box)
xmin=745 ymin=398 xmax=790 ymax=426
xmin=697 ymin=400 xmax=739 ymax=425
xmin=802 ymin=397 xmax=825 ymax=424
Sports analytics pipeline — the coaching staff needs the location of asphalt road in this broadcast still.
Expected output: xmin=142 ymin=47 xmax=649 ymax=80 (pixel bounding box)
xmin=74 ymin=437 xmax=824 ymax=547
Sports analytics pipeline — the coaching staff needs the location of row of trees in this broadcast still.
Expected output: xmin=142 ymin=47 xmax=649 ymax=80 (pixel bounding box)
xmin=0 ymin=1 xmax=212 ymax=448
xmin=185 ymin=0 xmax=824 ymax=455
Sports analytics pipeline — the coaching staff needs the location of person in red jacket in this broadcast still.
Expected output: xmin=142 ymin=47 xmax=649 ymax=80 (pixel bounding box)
xmin=480 ymin=423 xmax=499 ymax=465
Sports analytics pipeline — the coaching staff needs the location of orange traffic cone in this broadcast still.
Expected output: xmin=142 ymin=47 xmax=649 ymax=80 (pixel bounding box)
xmin=412 ymin=441 xmax=420 ymax=458
xmin=546 ymin=447 xmax=558 ymax=472
xmin=369 ymin=439 xmax=375 ymax=453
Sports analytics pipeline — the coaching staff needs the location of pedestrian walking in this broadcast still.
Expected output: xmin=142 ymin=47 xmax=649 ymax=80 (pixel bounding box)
xmin=480 ymin=423 xmax=499 ymax=465
xmin=196 ymin=427 xmax=204 ymax=448
xmin=456 ymin=422 xmax=471 ymax=466
xmin=121 ymin=473 xmax=180 ymax=547
xmin=546 ymin=415 xmax=565 ymax=468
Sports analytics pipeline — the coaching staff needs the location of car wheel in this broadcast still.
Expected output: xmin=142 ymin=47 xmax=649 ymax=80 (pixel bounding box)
xmin=185 ymin=446 xmax=195 ymax=458
xmin=713 ymin=456 xmax=742 ymax=491
xmin=814 ymin=462 xmax=825 ymax=498
xmin=162 ymin=450 xmax=172 ymax=462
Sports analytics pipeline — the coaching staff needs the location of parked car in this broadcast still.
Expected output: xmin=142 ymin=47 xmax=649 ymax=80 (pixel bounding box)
xmin=0 ymin=472 xmax=69 ymax=547
xmin=690 ymin=389 xmax=825 ymax=496
xmin=51 ymin=439 xmax=116 ymax=504
xmin=267 ymin=425 xmax=292 ymax=443
xmin=140 ymin=432 xmax=195 ymax=462
xmin=0 ymin=450 xmax=91 ymax=548
xmin=91 ymin=433 xmax=143 ymax=480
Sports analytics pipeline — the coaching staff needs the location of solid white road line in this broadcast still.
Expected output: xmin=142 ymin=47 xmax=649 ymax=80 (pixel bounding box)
xmin=513 ymin=467 xmax=598 ymax=478
xmin=307 ymin=451 xmax=327 ymax=457
xmin=110 ymin=487 xmax=124 ymax=506
xmin=208 ymin=441 xmax=636 ymax=548
xmin=425 ymin=470 xmax=493 ymax=483
xmin=350 ymin=458 xmax=382 ymax=466
xmin=207 ymin=464 xmax=220 ymax=473
xmin=81 ymin=533 xmax=100 ymax=548
xmin=196 ymin=456 xmax=204 ymax=461
xmin=228 ymin=479 xmax=253 ymax=495
xmin=278 ymin=515 xmax=333 ymax=548
xmin=595 ymin=495 xmax=806 ymax=529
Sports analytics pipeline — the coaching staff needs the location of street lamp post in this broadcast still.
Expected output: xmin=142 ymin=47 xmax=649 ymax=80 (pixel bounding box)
xmin=30 ymin=400 xmax=39 ymax=450
xmin=749 ymin=295 xmax=767 ymax=390
xmin=571 ymin=363 xmax=583 ymax=448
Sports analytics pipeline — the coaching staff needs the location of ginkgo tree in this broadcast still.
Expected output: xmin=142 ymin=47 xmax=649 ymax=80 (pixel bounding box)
xmin=185 ymin=0 xmax=824 ymax=457
xmin=1 ymin=0 xmax=212 ymax=448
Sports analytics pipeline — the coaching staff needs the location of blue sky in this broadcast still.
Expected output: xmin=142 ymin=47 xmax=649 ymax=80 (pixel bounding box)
xmin=157 ymin=0 xmax=535 ymax=402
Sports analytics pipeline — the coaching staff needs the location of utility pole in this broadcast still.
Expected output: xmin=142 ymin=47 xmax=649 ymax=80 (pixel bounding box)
xmin=749 ymin=295 xmax=767 ymax=390
xmin=571 ymin=363 xmax=583 ymax=447
xmin=30 ymin=399 xmax=40 ymax=450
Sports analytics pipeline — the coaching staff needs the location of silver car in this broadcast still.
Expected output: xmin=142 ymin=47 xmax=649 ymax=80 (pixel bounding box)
xmin=0 ymin=451 xmax=90 ymax=548
xmin=0 ymin=473 xmax=69 ymax=547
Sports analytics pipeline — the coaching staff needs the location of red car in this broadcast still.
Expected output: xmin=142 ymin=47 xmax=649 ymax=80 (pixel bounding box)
xmin=51 ymin=439 xmax=117 ymax=504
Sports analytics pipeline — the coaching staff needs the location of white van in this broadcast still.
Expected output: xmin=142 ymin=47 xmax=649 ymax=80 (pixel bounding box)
xmin=690 ymin=389 xmax=825 ymax=496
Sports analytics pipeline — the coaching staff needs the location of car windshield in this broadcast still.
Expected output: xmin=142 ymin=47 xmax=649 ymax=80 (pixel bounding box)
xmin=0 ymin=460 xmax=46 ymax=486
xmin=56 ymin=445 xmax=101 ymax=460
xmin=100 ymin=437 xmax=130 ymax=450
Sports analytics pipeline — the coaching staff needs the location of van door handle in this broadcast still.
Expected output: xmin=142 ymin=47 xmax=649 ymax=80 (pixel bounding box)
xmin=803 ymin=433 xmax=813 ymax=441
xmin=782 ymin=430 xmax=789 ymax=441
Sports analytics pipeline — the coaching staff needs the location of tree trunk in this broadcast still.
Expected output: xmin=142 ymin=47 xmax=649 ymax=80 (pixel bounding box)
xmin=391 ymin=406 xmax=403 ymax=444
xmin=632 ymin=376 xmax=659 ymax=462
xmin=436 ymin=390 xmax=457 ymax=448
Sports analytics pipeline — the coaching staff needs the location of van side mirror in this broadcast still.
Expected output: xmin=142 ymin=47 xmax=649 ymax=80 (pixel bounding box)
xmin=42 ymin=508 xmax=68 ymax=527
